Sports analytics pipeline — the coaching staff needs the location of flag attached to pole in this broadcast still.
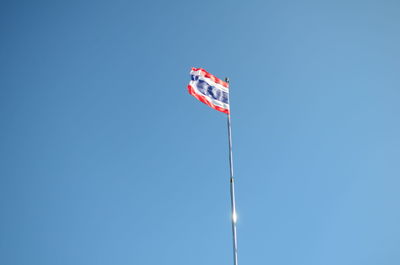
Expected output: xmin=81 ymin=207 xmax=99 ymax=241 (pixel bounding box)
xmin=187 ymin=67 xmax=230 ymax=114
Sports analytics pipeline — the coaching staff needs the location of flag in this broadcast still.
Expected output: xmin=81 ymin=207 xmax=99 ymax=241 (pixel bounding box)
xmin=187 ymin=67 xmax=230 ymax=114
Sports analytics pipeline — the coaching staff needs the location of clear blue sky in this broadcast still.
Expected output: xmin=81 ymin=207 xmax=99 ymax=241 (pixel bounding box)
xmin=1 ymin=0 xmax=400 ymax=264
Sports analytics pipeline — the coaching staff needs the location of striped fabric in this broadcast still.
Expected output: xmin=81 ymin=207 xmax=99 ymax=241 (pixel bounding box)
xmin=187 ymin=67 xmax=230 ymax=114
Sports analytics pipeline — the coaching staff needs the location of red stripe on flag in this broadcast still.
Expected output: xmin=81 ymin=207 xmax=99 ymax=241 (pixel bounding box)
xmin=191 ymin=67 xmax=229 ymax=89
xmin=187 ymin=85 xmax=229 ymax=114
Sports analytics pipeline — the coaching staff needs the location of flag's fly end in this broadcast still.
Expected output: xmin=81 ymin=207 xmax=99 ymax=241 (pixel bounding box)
xmin=187 ymin=67 xmax=230 ymax=114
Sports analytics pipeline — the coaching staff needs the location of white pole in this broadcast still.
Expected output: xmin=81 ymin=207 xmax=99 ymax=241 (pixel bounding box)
xmin=226 ymin=77 xmax=238 ymax=265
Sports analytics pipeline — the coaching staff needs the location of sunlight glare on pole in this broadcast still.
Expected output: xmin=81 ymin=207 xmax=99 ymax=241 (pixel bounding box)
xmin=232 ymin=211 xmax=238 ymax=223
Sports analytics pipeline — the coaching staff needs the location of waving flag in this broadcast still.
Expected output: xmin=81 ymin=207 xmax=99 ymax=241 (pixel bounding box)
xmin=187 ymin=67 xmax=230 ymax=114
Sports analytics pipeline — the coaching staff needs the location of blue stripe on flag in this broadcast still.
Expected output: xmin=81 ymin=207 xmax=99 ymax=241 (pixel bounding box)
xmin=191 ymin=75 xmax=229 ymax=104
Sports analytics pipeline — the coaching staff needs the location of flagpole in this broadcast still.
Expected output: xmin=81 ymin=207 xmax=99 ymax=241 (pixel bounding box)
xmin=226 ymin=77 xmax=238 ymax=265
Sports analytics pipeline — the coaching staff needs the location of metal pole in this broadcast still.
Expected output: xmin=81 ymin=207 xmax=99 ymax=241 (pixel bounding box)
xmin=226 ymin=77 xmax=238 ymax=265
